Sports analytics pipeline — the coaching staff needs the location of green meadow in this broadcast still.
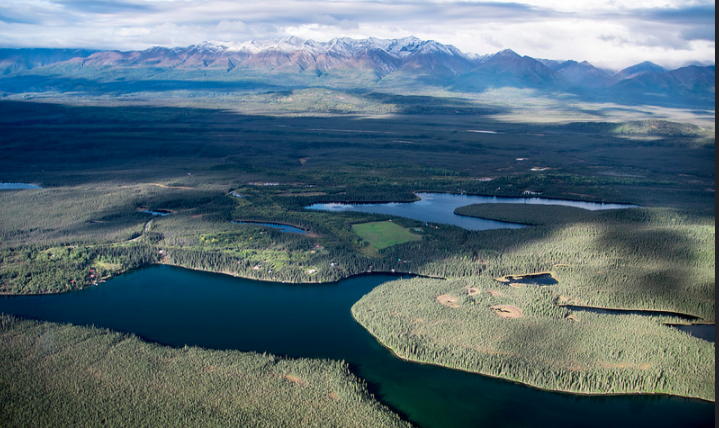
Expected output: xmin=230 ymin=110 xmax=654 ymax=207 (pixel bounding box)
xmin=352 ymin=221 xmax=423 ymax=250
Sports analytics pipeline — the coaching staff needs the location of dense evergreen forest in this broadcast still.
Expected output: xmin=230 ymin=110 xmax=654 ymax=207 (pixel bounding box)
xmin=0 ymin=95 xmax=714 ymax=415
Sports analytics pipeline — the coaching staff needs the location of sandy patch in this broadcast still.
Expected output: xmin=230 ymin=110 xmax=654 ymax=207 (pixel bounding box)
xmin=556 ymin=294 xmax=581 ymax=305
xmin=566 ymin=314 xmax=579 ymax=322
xmin=465 ymin=287 xmax=481 ymax=296
xmin=282 ymin=374 xmax=308 ymax=386
xmin=508 ymin=282 xmax=524 ymax=288
xmin=490 ymin=305 xmax=523 ymax=319
xmin=436 ymin=294 xmax=460 ymax=308
xmin=486 ymin=290 xmax=503 ymax=297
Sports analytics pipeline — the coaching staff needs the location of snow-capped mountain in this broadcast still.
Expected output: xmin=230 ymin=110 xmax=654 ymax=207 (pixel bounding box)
xmin=0 ymin=37 xmax=714 ymax=108
xmin=69 ymin=36 xmax=478 ymax=78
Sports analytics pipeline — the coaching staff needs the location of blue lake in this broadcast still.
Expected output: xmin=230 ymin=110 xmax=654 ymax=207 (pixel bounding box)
xmin=0 ymin=265 xmax=712 ymax=428
xmin=232 ymin=220 xmax=308 ymax=234
xmin=0 ymin=182 xmax=42 ymax=189
xmin=667 ymin=324 xmax=716 ymax=343
xmin=306 ymin=192 xmax=637 ymax=230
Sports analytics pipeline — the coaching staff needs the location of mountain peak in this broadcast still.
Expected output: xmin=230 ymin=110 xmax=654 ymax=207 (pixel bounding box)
xmin=495 ymin=49 xmax=521 ymax=58
xmin=614 ymin=61 xmax=667 ymax=79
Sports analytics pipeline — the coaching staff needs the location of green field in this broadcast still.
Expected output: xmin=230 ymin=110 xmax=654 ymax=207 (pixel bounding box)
xmin=352 ymin=221 xmax=423 ymax=250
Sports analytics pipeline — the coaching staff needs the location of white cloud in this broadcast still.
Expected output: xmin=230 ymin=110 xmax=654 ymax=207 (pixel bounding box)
xmin=0 ymin=0 xmax=713 ymax=69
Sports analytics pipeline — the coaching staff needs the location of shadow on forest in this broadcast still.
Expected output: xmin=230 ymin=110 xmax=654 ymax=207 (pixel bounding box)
xmin=0 ymin=97 xmax=714 ymax=319
xmin=0 ymin=97 xmax=513 ymax=185
xmin=3 ymin=97 xmax=712 ymax=189
xmin=0 ymin=74 xmax=282 ymax=94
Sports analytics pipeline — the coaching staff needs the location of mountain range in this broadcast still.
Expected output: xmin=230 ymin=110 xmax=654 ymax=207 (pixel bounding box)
xmin=0 ymin=37 xmax=714 ymax=108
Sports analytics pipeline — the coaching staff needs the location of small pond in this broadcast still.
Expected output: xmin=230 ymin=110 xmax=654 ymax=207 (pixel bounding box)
xmin=306 ymin=193 xmax=637 ymax=231
xmin=499 ymin=273 xmax=559 ymax=286
xmin=0 ymin=265 xmax=713 ymax=428
xmin=563 ymin=305 xmax=712 ymax=342
xmin=232 ymin=220 xmax=307 ymax=234
xmin=0 ymin=182 xmax=42 ymax=190
xmin=138 ymin=209 xmax=172 ymax=216
xmin=666 ymin=324 xmax=715 ymax=343
xmin=562 ymin=305 xmax=701 ymax=321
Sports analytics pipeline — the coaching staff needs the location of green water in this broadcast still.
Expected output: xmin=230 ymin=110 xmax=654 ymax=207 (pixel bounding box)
xmin=0 ymin=265 xmax=713 ymax=428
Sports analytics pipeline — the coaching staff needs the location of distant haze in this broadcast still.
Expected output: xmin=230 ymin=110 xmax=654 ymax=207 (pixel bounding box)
xmin=0 ymin=0 xmax=714 ymax=70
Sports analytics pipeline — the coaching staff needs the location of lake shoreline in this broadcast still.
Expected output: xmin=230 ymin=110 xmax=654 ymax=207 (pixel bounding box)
xmin=0 ymin=260 xmax=442 ymax=297
xmin=351 ymin=307 xmax=716 ymax=403
xmin=307 ymin=190 xmax=640 ymax=207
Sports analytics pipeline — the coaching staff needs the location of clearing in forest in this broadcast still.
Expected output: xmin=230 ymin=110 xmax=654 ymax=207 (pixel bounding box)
xmin=352 ymin=221 xmax=422 ymax=250
xmin=490 ymin=305 xmax=523 ymax=319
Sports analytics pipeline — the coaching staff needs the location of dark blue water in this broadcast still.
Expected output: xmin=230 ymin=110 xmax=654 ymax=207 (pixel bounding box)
xmin=562 ymin=305 xmax=713 ymax=342
xmin=667 ymin=324 xmax=715 ymax=343
xmin=500 ymin=273 xmax=559 ymax=286
xmin=0 ymin=265 xmax=713 ymax=428
xmin=306 ymin=193 xmax=637 ymax=231
xmin=563 ymin=305 xmax=701 ymax=322
xmin=232 ymin=220 xmax=307 ymax=234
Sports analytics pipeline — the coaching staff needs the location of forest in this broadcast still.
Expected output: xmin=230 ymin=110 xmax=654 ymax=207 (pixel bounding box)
xmin=0 ymin=92 xmax=714 ymax=425
xmin=0 ymin=314 xmax=410 ymax=427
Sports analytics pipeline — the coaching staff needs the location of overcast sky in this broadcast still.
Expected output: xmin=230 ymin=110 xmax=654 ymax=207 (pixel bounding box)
xmin=0 ymin=0 xmax=714 ymax=70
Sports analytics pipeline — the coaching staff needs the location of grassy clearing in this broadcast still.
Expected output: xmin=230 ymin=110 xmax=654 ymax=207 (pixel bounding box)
xmin=352 ymin=221 xmax=422 ymax=250
xmin=0 ymin=314 xmax=410 ymax=428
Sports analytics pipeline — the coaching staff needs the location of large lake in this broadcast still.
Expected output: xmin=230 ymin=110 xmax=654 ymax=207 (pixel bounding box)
xmin=0 ymin=265 xmax=712 ymax=428
xmin=306 ymin=192 xmax=638 ymax=230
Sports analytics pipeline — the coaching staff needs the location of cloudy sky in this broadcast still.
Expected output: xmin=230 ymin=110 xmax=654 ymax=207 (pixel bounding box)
xmin=0 ymin=0 xmax=714 ymax=69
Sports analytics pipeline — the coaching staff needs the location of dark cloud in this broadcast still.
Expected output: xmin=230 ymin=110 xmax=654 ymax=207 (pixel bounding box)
xmin=54 ymin=0 xmax=156 ymax=15
xmin=323 ymin=1 xmax=558 ymax=23
xmin=640 ymin=4 xmax=715 ymax=26
xmin=0 ymin=7 xmax=40 ymax=24
xmin=681 ymin=25 xmax=715 ymax=42
xmin=200 ymin=1 xmax=558 ymax=28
